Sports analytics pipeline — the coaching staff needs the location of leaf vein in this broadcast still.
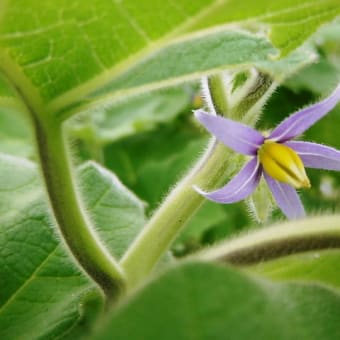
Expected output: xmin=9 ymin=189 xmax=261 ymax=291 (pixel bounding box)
xmin=0 ymin=245 xmax=58 ymax=314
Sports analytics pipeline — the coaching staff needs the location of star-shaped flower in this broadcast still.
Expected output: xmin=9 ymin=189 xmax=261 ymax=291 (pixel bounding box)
xmin=194 ymin=84 xmax=340 ymax=219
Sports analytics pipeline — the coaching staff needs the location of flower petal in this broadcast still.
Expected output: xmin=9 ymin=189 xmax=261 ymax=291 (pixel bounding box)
xmin=194 ymin=158 xmax=262 ymax=203
xmin=285 ymin=141 xmax=340 ymax=171
xmin=194 ymin=110 xmax=264 ymax=155
xmin=264 ymin=172 xmax=305 ymax=219
xmin=269 ymin=83 xmax=340 ymax=142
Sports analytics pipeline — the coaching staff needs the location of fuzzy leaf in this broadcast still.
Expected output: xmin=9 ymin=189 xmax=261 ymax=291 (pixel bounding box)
xmin=95 ymin=262 xmax=340 ymax=340
xmin=0 ymin=1 xmax=336 ymax=120
xmin=0 ymin=154 xmax=145 ymax=339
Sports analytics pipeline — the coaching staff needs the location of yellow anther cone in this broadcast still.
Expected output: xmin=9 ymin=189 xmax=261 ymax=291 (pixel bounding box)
xmin=259 ymin=142 xmax=310 ymax=189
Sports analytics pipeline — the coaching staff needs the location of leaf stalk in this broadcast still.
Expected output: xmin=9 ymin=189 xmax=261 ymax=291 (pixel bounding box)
xmin=32 ymin=116 xmax=126 ymax=301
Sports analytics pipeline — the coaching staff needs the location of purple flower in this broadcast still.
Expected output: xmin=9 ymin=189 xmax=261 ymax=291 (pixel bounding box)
xmin=194 ymin=84 xmax=340 ymax=219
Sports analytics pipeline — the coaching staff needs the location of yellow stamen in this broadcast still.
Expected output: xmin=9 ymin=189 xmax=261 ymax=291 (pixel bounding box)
xmin=258 ymin=141 xmax=311 ymax=189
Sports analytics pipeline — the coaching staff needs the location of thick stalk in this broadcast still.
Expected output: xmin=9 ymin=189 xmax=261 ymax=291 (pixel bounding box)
xmin=121 ymin=71 xmax=276 ymax=289
xmin=121 ymin=140 xmax=233 ymax=288
xmin=33 ymin=116 xmax=125 ymax=301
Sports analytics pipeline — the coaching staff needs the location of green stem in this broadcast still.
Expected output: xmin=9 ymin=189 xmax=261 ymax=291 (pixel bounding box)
xmin=232 ymin=72 xmax=275 ymax=125
xmin=193 ymin=215 xmax=340 ymax=265
xmin=120 ymin=74 xmax=236 ymax=288
xmin=33 ymin=116 xmax=125 ymax=301
xmin=121 ymin=140 xmax=233 ymax=288
xmin=0 ymin=58 xmax=125 ymax=301
xmin=121 ymin=72 xmax=276 ymax=289
xmin=206 ymin=74 xmax=230 ymax=115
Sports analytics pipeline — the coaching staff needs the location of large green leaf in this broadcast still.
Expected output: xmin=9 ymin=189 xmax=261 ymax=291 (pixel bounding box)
xmin=0 ymin=154 xmax=145 ymax=339
xmin=185 ymin=0 xmax=340 ymax=55
xmin=0 ymin=0 xmax=337 ymax=120
xmin=71 ymin=45 xmax=315 ymax=159
xmin=95 ymin=262 xmax=340 ymax=340
xmin=68 ymin=45 xmax=316 ymax=121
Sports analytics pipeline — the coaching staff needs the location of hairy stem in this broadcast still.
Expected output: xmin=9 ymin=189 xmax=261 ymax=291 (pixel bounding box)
xmin=206 ymin=74 xmax=230 ymax=114
xmin=121 ymin=140 xmax=233 ymax=288
xmin=0 ymin=59 xmax=126 ymax=301
xmin=193 ymin=215 xmax=340 ymax=265
xmin=33 ymin=116 xmax=125 ymax=301
xmin=121 ymin=72 xmax=274 ymax=289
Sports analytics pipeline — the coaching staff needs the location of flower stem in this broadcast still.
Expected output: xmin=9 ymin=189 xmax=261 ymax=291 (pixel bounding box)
xmin=121 ymin=71 xmax=276 ymax=289
xmin=33 ymin=115 xmax=125 ymax=301
xmin=120 ymin=140 xmax=233 ymax=288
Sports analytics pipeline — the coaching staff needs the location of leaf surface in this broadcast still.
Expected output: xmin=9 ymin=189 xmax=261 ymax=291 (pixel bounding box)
xmin=249 ymin=250 xmax=340 ymax=289
xmin=0 ymin=154 xmax=145 ymax=339
xmin=0 ymin=0 xmax=336 ymax=119
xmin=95 ymin=262 xmax=340 ymax=340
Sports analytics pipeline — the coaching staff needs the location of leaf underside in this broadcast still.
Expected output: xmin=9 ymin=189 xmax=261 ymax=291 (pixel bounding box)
xmin=0 ymin=0 xmax=338 ymax=120
xmin=0 ymin=154 xmax=145 ymax=339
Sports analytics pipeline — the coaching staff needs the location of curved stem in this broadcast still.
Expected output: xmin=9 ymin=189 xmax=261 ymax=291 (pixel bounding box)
xmin=33 ymin=116 xmax=125 ymax=301
xmin=0 ymin=61 xmax=125 ymax=301
xmin=193 ymin=215 xmax=340 ymax=265
xmin=121 ymin=71 xmax=276 ymax=289
xmin=121 ymin=140 xmax=234 ymax=288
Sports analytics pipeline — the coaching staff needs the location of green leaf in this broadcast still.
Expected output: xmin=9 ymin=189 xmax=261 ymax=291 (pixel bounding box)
xmin=71 ymin=41 xmax=316 ymax=121
xmin=0 ymin=73 xmax=33 ymax=157
xmin=285 ymin=57 xmax=340 ymax=95
xmin=0 ymin=1 xmax=336 ymax=120
xmin=0 ymin=154 xmax=145 ymax=339
xmin=95 ymin=262 xmax=340 ymax=340
xmin=0 ymin=71 xmax=16 ymax=98
xmin=186 ymin=0 xmax=340 ymax=56
xmin=263 ymin=1 xmax=340 ymax=56
xmin=79 ymin=161 xmax=145 ymax=258
xmin=78 ymin=31 xmax=273 ymax=114
xmin=71 ymin=86 xmax=193 ymax=145
xmin=317 ymin=20 xmax=340 ymax=70
xmin=0 ymin=106 xmax=33 ymax=157
xmin=248 ymin=250 xmax=340 ymax=290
